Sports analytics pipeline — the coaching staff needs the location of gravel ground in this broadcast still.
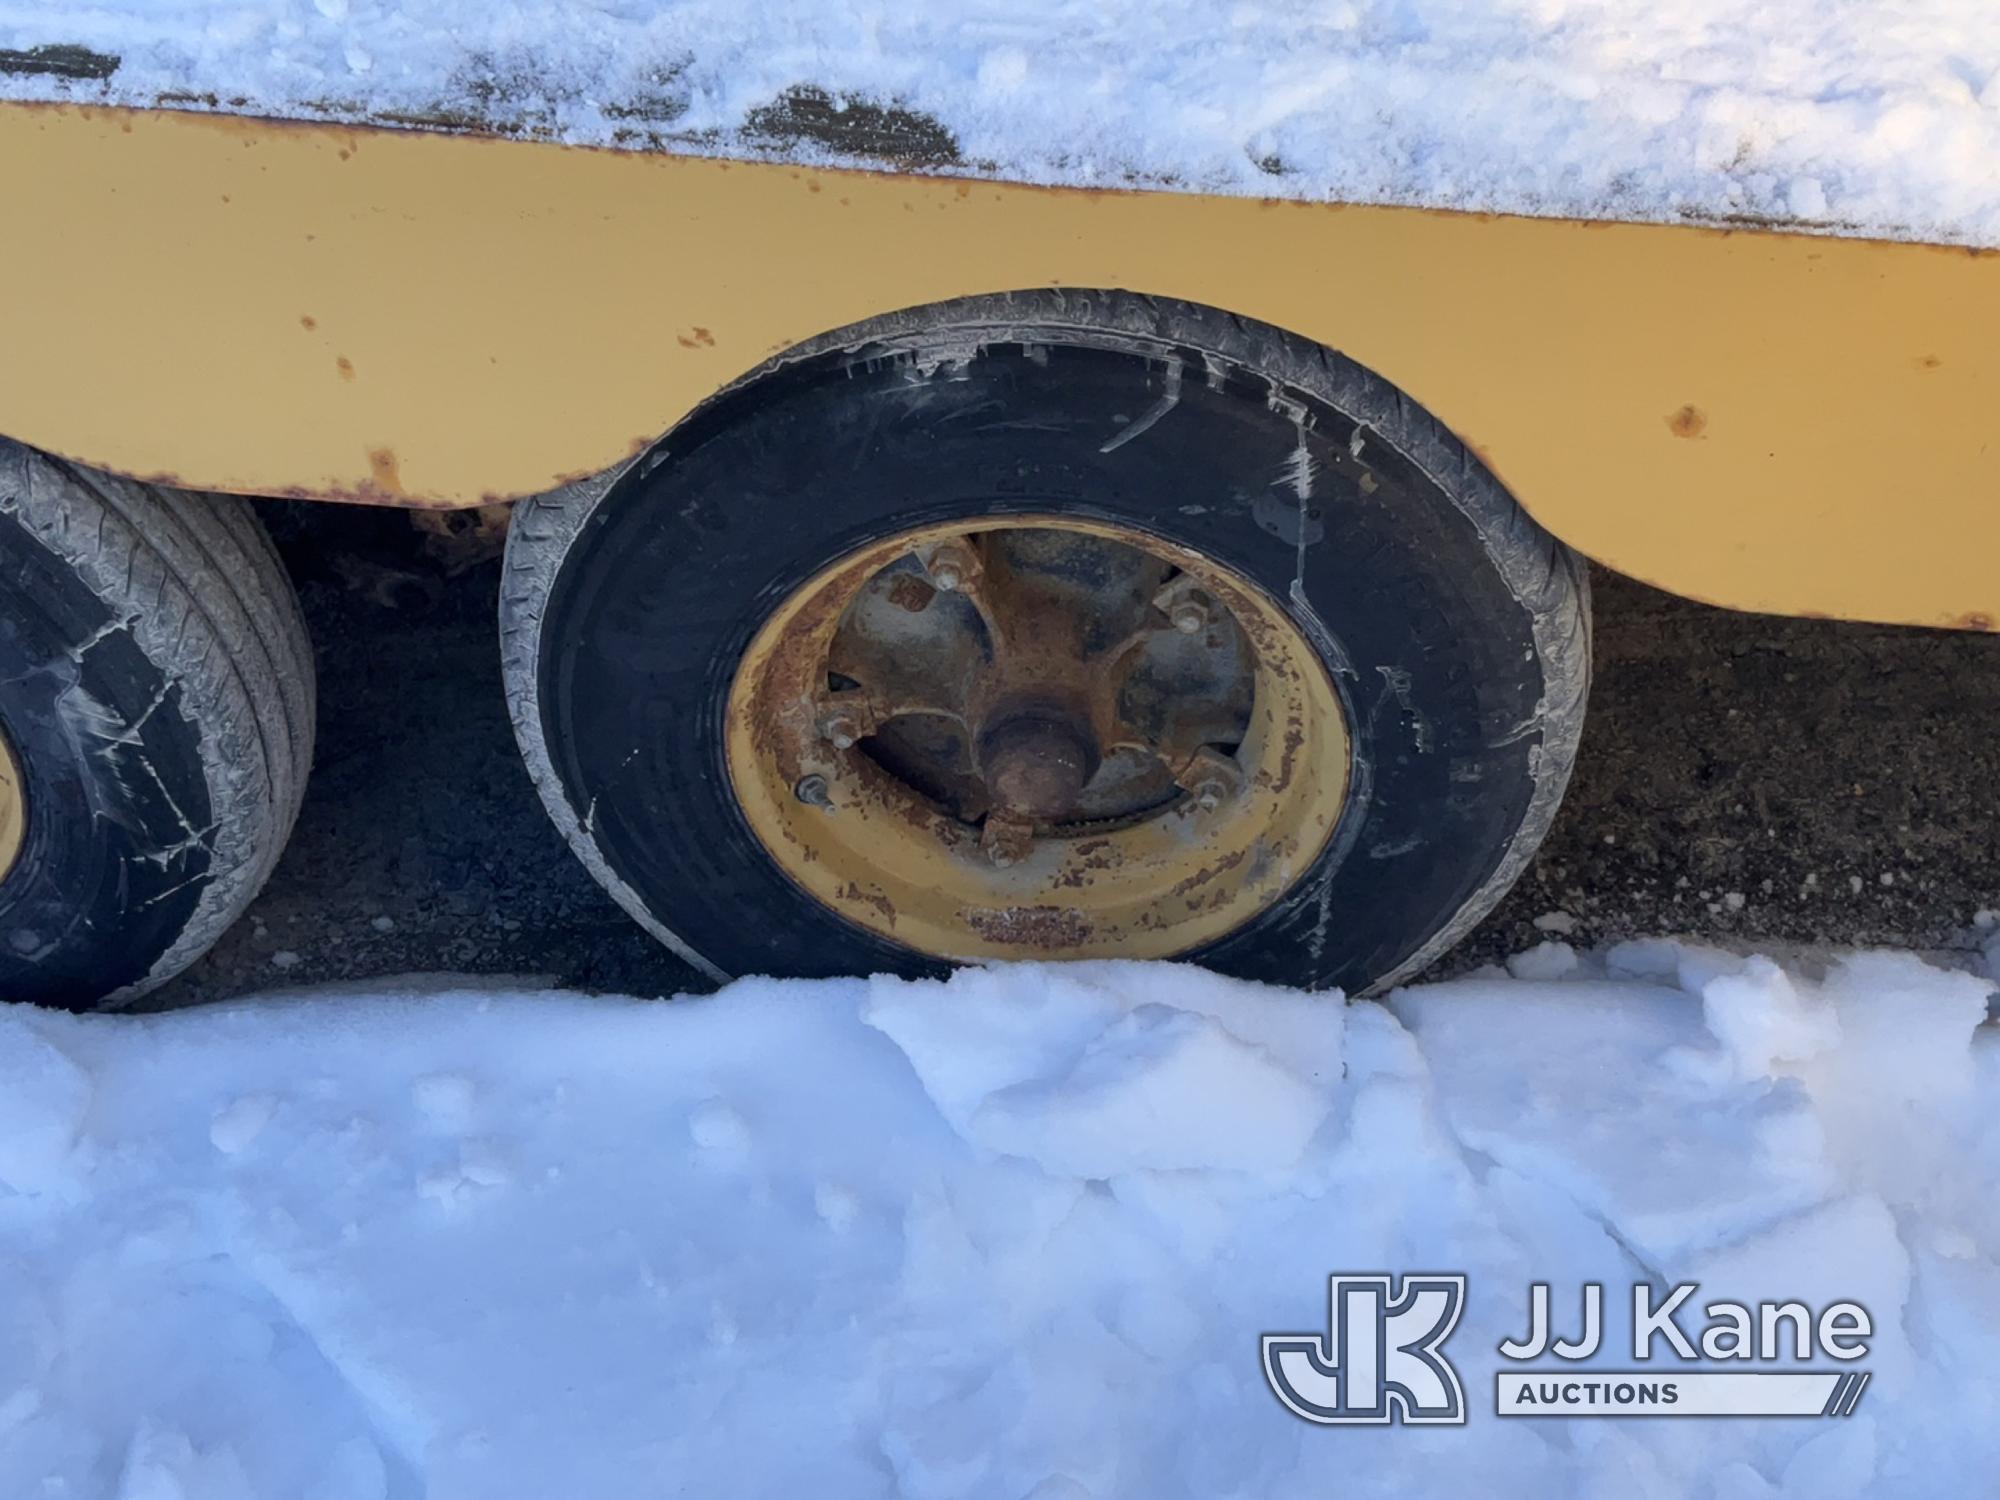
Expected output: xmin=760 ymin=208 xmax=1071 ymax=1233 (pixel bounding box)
xmin=146 ymin=501 xmax=2000 ymax=1007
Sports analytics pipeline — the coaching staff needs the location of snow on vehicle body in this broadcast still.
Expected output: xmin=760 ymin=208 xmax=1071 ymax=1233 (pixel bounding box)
xmin=0 ymin=18 xmax=1995 ymax=1006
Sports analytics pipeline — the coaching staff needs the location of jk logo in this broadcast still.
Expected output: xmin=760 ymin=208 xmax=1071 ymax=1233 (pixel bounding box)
xmin=1263 ymin=1274 xmax=1467 ymax=1425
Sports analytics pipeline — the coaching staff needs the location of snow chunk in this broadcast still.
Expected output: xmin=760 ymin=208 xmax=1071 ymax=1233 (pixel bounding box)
xmin=1507 ymin=940 xmax=1580 ymax=980
xmin=863 ymin=962 xmax=1343 ymax=1176
xmin=1813 ymin=952 xmax=1989 ymax=1104
xmin=1394 ymin=975 xmax=1833 ymax=1262
xmin=1702 ymin=956 xmax=1842 ymax=1080
xmin=970 ymin=1004 xmax=1330 ymax=1177
xmin=116 ymin=1419 xmax=256 ymax=1500
xmin=209 ymin=1094 xmax=277 ymax=1155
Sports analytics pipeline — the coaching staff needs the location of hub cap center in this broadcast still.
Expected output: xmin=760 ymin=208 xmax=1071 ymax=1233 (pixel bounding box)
xmin=979 ymin=713 xmax=1100 ymax=822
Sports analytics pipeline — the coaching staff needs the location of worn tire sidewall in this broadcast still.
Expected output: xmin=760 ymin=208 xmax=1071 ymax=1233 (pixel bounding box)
xmin=0 ymin=507 xmax=215 ymax=1003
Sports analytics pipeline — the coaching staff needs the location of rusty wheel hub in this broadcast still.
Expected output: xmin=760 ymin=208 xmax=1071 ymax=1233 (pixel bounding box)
xmin=824 ymin=527 xmax=1258 ymax=848
xmin=726 ymin=517 xmax=1349 ymax=960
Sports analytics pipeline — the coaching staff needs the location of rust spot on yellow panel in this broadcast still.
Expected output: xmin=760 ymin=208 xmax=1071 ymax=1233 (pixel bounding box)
xmin=335 ymin=355 xmax=354 ymax=380
xmin=1666 ymin=404 xmax=1708 ymax=439
xmin=367 ymin=446 xmax=402 ymax=493
xmin=1 ymin=100 xmax=1997 ymax=630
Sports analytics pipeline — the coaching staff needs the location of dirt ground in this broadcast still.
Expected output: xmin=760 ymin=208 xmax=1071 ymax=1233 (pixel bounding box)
xmin=146 ymin=502 xmax=2000 ymax=1008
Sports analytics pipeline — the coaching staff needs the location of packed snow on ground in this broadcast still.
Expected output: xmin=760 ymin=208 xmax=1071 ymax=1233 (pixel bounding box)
xmin=3 ymin=1 xmax=2000 ymax=246
xmin=1 ymin=943 xmax=1998 ymax=1497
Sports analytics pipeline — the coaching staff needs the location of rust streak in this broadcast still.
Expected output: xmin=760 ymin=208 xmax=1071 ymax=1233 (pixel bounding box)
xmin=1170 ymin=847 xmax=1246 ymax=898
xmin=366 ymin=446 xmax=404 ymax=494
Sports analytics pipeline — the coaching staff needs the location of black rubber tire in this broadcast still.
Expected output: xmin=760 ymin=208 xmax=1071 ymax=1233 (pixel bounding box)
xmin=0 ymin=442 xmax=315 ymax=1009
xmin=501 ymin=292 xmax=1589 ymax=995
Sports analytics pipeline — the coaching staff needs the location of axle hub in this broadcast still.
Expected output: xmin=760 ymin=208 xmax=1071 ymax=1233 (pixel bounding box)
xmin=818 ymin=527 xmax=1255 ymax=840
xmin=979 ymin=713 xmax=1100 ymax=822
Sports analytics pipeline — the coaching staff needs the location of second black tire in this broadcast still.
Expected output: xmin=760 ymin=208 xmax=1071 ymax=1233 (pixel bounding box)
xmin=0 ymin=444 xmax=314 ymax=1009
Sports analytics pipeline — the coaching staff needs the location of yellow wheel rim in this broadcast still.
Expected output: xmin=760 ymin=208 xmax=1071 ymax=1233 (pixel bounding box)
xmin=0 ymin=726 xmax=24 ymax=885
xmin=725 ymin=516 xmax=1350 ymax=960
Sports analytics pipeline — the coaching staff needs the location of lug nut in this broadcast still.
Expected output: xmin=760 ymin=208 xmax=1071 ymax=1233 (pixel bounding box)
xmin=816 ymin=700 xmax=876 ymax=750
xmin=924 ymin=541 xmax=980 ymax=594
xmin=1176 ymin=746 xmax=1243 ymax=815
xmin=793 ymin=774 xmax=832 ymax=808
xmin=1155 ymin=585 xmax=1214 ymax=635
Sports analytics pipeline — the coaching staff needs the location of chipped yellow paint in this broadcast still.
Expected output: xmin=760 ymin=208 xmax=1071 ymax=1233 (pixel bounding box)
xmin=0 ymin=725 xmax=24 ymax=883
xmin=1 ymin=101 xmax=1997 ymax=629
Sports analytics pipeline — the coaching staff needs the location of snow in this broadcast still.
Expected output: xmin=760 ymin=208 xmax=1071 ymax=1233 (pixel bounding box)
xmin=1 ymin=946 xmax=1997 ymax=1495
xmin=4 ymin=2 xmax=2000 ymax=247
xmin=1504 ymin=938 xmax=1581 ymax=980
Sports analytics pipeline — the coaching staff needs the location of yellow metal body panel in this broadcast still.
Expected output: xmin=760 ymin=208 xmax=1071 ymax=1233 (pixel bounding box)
xmin=1 ymin=102 xmax=1995 ymax=630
